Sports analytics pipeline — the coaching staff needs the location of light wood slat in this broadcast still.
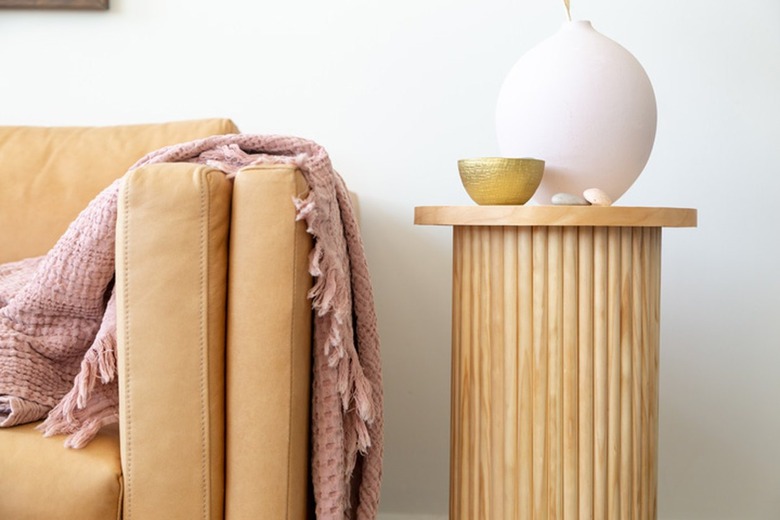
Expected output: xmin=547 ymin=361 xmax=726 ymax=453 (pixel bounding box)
xmin=459 ymin=232 xmax=471 ymax=514
xmin=489 ymin=227 xmax=505 ymax=520
xmin=620 ymin=228 xmax=634 ymax=520
xmin=578 ymin=227 xmax=595 ymax=520
xmin=640 ymin=229 xmax=651 ymax=520
xmin=532 ymin=227 xmax=549 ymax=519
xmin=631 ymin=230 xmax=645 ymax=519
xmin=593 ymin=227 xmax=609 ymax=520
xmin=640 ymin=228 xmax=651 ymax=520
xmin=450 ymin=227 xmax=463 ymax=518
xmin=415 ymin=205 xmax=697 ymax=228
xmin=647 ymin=229 xmax=661 ymax=519
xmin=502 ymin=228 xmax=519 ymax=520
xmin=450 ymin=228 xmax=470 ymax=518
xmin=478 ymin=227 xmax=492 ymax=520
xmin=607 ymin=228 xmax=622 ymax=518
xmin=562 ymin=227 xmax=579 ymax=520
xmin=518 ymin=228 xmax=534 ymax=520
xmin=547 ymin=227 xmax=564 ymax=519
xmin=465 ymin=226 xmax=478 ymax=519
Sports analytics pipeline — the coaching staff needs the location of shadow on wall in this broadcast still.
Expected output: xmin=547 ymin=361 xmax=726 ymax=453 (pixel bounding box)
xmin=657 ymin=377 xmax=755 ymax=519
xmin=361 ymin=199 xmax=453 ymax=515
xmin=656 ymin=253 xmax=780 ymax=520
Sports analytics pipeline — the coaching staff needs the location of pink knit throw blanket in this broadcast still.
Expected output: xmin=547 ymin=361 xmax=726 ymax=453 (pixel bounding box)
xmin=0 ymin=135 xmax=383 ymax=519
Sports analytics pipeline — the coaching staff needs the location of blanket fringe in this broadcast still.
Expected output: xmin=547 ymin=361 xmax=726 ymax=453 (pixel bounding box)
xmin=295 ymin=192 xmax=376 ymax=457
xmin=37 ymin=290 xmax=118 ymax=443
xmin=62 ymin=410 xmax=119 ymax=449
xmin=74 ymin=332 xmax=117 ymax=409
xmin=39 ymin=392 xmax=118 ymax=449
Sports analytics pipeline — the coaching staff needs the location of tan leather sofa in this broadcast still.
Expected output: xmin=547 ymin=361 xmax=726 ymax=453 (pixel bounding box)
xmin=0 ymin=119 xmax=313 ymax=519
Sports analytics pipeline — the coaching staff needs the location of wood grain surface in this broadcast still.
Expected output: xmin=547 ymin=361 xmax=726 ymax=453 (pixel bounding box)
xmin=450 ymin=225 xmax=663 ymax=519
xmin=415 ymin=206 xmax=696 ymax=228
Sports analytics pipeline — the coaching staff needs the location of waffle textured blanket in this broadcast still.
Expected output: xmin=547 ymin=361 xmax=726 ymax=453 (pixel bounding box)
xmin=0 ymin=135 xmax=383 ymax=519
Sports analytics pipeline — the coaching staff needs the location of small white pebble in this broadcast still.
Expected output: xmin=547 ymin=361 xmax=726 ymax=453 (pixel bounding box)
xmin=551 ymin=192 xmax=590 ymax=206
xmin=583 ymin=188 xmax=613 ymax=206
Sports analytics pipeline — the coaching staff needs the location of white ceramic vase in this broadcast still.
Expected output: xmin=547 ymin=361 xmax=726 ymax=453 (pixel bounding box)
xmin=495 ymin=20 xmax=657 ymax=204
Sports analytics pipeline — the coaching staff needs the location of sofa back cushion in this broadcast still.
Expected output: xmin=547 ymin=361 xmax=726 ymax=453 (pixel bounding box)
xmin=0 ymin=118 xmax=238 ymax=263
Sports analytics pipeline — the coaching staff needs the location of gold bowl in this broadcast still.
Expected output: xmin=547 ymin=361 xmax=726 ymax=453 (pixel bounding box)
xmin=458 ymin=157 xmax=545 ymax=205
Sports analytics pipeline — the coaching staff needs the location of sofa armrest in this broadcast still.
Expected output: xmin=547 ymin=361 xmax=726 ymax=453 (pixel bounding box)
xmin=225 ymin=165 xmax=313 ymax=520
xmin=116 ymin=163 xmax=232 ymax=520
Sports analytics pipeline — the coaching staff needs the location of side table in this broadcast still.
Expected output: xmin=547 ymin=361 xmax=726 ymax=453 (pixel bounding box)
xmin=414 ymin=206 xmax=696 ymax=520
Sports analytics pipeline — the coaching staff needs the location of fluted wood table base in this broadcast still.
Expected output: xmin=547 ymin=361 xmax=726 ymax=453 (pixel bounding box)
xmin=450 ymin=225 xmax=661 ymax=520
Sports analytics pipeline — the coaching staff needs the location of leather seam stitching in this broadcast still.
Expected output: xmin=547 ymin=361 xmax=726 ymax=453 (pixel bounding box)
xmin=122 ymin=176 xmax=133 ymax=520
xmin=199 ymin=168 xmax=210 ymax=520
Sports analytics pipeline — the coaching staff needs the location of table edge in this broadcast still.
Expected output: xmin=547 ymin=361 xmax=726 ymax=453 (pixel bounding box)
xmin=414 ymin=206 xmax=698 ymax=227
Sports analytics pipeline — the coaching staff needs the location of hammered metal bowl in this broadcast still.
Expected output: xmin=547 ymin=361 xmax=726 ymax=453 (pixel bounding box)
xmin=458 ymin=157 xmax=545 ymax=205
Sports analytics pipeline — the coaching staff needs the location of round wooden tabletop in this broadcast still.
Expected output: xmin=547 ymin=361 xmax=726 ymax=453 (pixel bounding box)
xmin=414 ymin=206 xmax=697 ymax=228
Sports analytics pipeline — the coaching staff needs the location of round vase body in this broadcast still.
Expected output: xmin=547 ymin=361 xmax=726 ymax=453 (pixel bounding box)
xmin=496 ymin=20 xmax=657 ymax=204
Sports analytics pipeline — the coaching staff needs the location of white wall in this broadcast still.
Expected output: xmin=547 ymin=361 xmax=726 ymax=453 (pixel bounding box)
xmin=3 ymin=0 xmax=779 ymax=518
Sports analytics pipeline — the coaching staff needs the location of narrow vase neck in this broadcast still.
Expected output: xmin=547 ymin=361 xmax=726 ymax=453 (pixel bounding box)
xmin=562 ymin=20 xmax=594 ymax=31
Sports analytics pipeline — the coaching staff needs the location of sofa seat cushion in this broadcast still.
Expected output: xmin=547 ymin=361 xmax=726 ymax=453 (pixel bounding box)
xmin=0 ymin=422 xmax=122 ymax=520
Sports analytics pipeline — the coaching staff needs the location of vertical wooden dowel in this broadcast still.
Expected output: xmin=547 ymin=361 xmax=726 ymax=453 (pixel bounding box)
xmin=469 ymin=226 xmax=480 ymax=520
xmin=489 ymin=228 xmax=505 ymax=520
xmin=453 ymin=227 xmax=471 ymax=518
xmin=478 ymin=228 xmax=492 ymax=520
xmin=619 ymin=228 xmax=634 ymax=520
xmin=578 ymin=227 xmax=594 ymax=520
xmin=593 ymin=226 xmax=609 ymax=520
xmin=640 ymin=229 xmax=653 ymax=520
xmin=503 ymin=228 xmax=519 ymax=520
xmin=631 ymin=230 xmax=644 ymax=519
xmin=451 ymin=228 xmax=463 ymax=518
xmin=607 ymin=227 xmax=621 ymax=518
xmin=547 ymin=227 xmax=564 ymax=519
xmin=518 ymin=228 xmax=534 ymax=520
xmin=648 ymin=229 xmax=662 ymax=520
xmin=562 ymin=227 xmax=579 ymax=520
xmin=532 ymin=227 xmax=549 ymax=519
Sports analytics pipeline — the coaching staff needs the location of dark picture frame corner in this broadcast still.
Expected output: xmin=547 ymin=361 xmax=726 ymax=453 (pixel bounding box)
xmin=0 ymin=0 xmax=108 ymax=10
